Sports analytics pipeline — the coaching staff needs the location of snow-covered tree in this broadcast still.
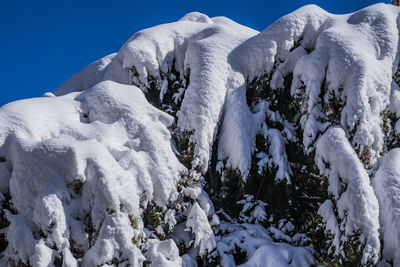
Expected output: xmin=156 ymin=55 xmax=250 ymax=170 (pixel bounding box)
xmin=1 ymin=4 xmax=400 ymax=266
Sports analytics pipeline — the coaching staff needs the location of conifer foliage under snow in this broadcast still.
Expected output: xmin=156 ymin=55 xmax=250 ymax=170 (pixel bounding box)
xmin=1 ymin=3 xmax=400 ymax=266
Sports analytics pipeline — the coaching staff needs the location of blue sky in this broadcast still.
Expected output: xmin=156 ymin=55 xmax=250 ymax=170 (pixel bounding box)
xmin=0 ymin=0 xmax=390 ymax=106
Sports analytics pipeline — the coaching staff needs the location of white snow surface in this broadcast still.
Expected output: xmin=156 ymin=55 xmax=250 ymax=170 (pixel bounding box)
xmin=236 ymin=3 xmax=400 ymax=164
xmin=372 ymin=149 xmax=400 ymax=267
xmin=54 ymin=3 xmax=400 ymax=177
xmin=217 ymin=222 xmax=314 ymax=267
xmin=185 ymin=202 xmax=216 ymax=256
xmin=0 ymin=81 xmax=185 ymax=265
xmin=1 ymin=3 xmax=400 ymax=266
xmin=57 ymin=12 xmax=262 ymax=176
xmin=315 ymin=126 xmax=380 ymax=264
xmin=145 ymin=239 xmax=182 ymax=267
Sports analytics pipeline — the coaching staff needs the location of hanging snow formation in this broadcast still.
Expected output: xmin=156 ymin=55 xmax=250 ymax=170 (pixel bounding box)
xmin=1 ymin=4 xmax=400 ymax=266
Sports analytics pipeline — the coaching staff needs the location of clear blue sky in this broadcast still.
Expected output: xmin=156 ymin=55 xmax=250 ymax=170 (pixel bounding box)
xmin=0 ymin=0 xmax=390 ymax=106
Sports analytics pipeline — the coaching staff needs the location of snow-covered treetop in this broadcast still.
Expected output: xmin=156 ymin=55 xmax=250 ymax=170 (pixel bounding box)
xmin=1 ymin=3 xmax=400 ymax=266
xmin=55 ymin=4 xmax=400 ymax=176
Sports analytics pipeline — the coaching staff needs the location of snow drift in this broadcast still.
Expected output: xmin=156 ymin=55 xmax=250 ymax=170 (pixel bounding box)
xmin=1 ymin=4 xmax=400 ymax=267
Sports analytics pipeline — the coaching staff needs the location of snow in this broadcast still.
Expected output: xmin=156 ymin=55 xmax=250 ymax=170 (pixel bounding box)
xmin=238 ymin=195 xmax=267 ymax=223
xmin=54 ymin=53 xmax=126 ymax=96
xmin=53 ymin=3 xmax=400 ymax=179
xmin=51 ymin=3 xmax=400 ymax=178
xmin=317 ymin=200 xmax=340 ymax=255
xmin=214 ymin=195 xmax=314 ymax=267
xmin=119 ymin=14 xmax=261 ymax=174
xmin=2 ymin=2 xmax=400 ymax=266
xmin=179 ymin=12 xmax=214 ymax=24
xmin=30 ymin=240 xmax=55 ymax=267
xmin=238 ymin=3 xmax=399 ymax=165
xmin=56 ymin=12 xmax=261 ymax=176
xmin=82 ymin=212 xmax=145 ymax=266
xmin=372 ymin=149 xmax=400 ymax=266
xmin=145 ymin=239 xmax=182 ymax=267
xmin=4 ymin=211 xmax=38 ymax=264
xmin=183 ymin=186 xmax=214 ymax=216
xmin=257 ymin=124 xmax=291 ymax=182
xmin=217 ymin=222 xmax=314 ymax=267
xmin=185 ymin=202 xmax=216 ymax=256
xmin=315 ymin=126 xmax=380 ymax=264
xmin=239 ymin=243 xmax=311 ymax=267
xmin=0 ymin=81 xmax=185 ymax=265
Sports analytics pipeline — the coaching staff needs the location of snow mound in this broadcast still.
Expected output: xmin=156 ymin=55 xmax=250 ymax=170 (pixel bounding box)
xmin=0 ymin=81 xmax=185 ymax=265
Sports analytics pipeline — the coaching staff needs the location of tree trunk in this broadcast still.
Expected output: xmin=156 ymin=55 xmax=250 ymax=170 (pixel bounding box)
xmin=393 ymin=0 xmax=400 ymax=6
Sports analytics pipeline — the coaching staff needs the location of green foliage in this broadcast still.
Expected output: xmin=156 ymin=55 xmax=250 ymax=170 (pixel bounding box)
xmin=128 ymin=51 xmax=379 ymax=266
xmin=67 ymin=180 xmax=83 ymax=195
xmin=382 ymin=108 xmax=400 ymax=151
xmin=340 ymin=234 xmax=364 ymax=267
xmin=131 ymin=58 xmax=189 ymax=118
xmin=245 ymin=158 xmax=290 ymax=221
xmin=219 ymin=168 xmax=245 ymax=217
xmin=244 ymin=69 xmax=333 ymax=261
xmin=173 ymin=131 xmax=195 ymax=170
xmin=232 ymin=245 xmax=247 ymax=265
xmin=142 ymin=202 xmax=166 ymax=239
xmin=322 ymin=87 xmax=344 ymax=125
xmin=0 ymin=190 xmax=12 ymax=255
